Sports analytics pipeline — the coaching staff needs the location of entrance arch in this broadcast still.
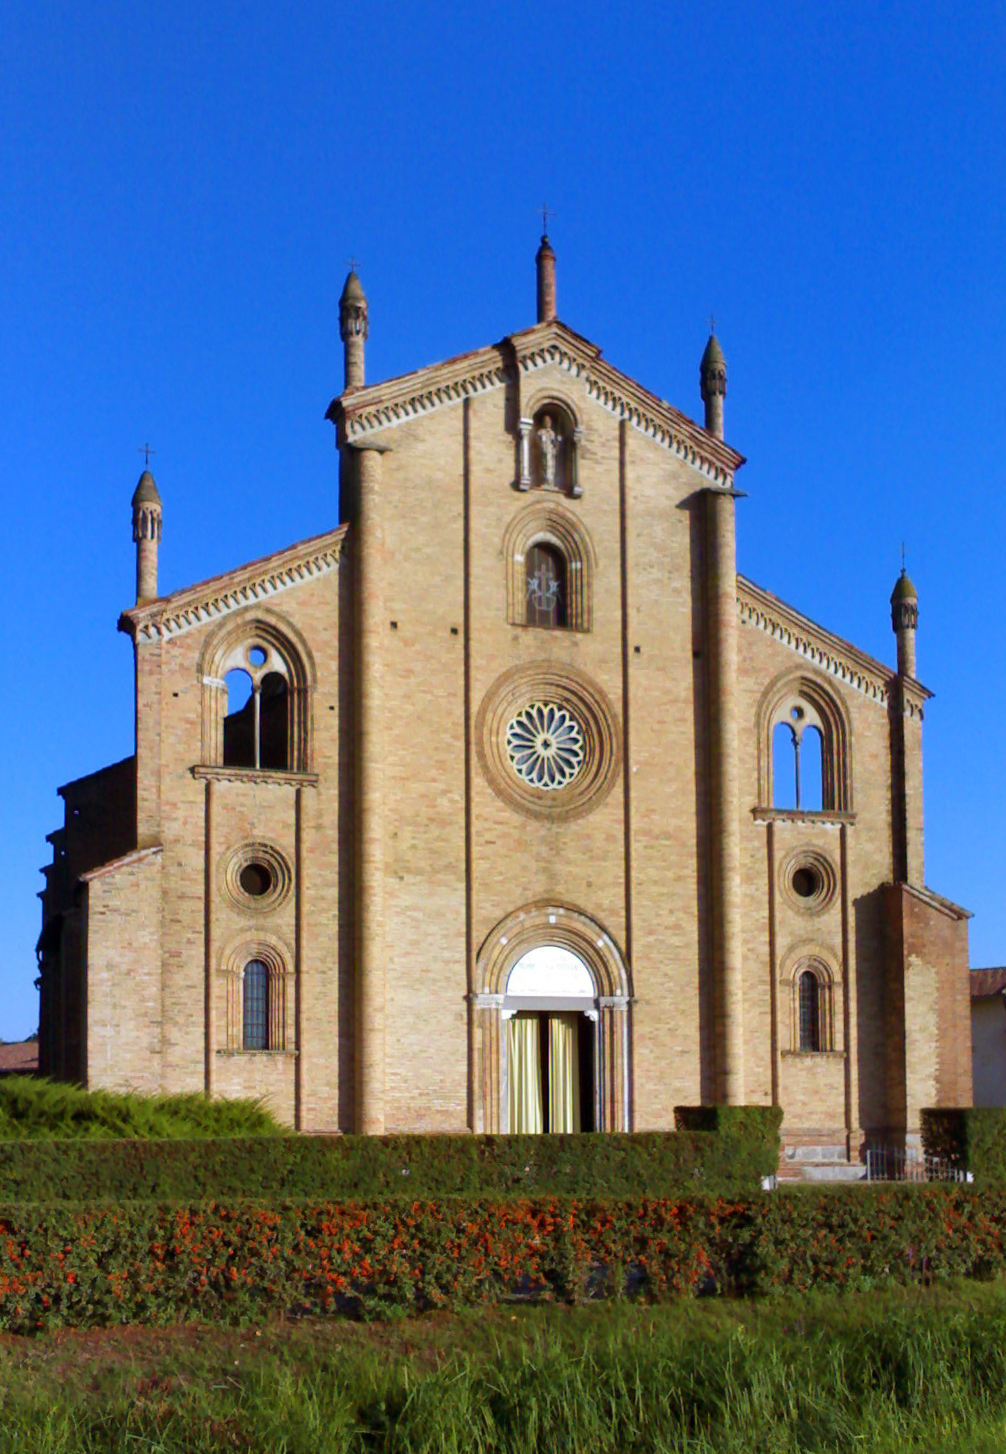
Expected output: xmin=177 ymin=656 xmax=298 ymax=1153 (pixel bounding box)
xmin=472 ymin=903 xmax=632 ymax=1133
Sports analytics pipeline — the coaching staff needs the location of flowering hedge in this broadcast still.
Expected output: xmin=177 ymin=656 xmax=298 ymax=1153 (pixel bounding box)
xmin=3 ymin=1185 xmax=1006 ymax=1333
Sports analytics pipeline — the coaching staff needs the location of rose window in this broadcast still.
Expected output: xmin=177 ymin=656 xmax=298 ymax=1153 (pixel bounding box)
xmin=506 ymin=702 xmax=585 ymax=790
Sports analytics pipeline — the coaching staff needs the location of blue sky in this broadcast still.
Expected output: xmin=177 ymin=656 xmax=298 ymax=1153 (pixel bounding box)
xmin=2 ymin=3 xmax=1004 ymax=1039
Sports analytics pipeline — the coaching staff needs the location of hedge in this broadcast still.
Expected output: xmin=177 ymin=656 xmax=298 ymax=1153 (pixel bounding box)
xmin=0 ymin=1117 xmax=781 ymax=1204
xmin=922 ymin=1108 xmax=1006 ymax=1183
xmin=2 ymin=1185 xmax=1006 ymax=1333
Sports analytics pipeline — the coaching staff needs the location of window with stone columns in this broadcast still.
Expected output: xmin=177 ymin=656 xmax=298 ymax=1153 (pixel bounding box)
xmin=758 ymin=672 xmax=852 ymax=813
xmin=198 ymin=613 xmax=314 ymax=773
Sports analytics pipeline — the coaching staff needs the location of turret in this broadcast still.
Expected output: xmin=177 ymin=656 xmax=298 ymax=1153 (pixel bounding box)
xmin=131 ymin=469 xmax=162 ymax=604
xmin=891 ymin=568 xmax=919 ymax=678
xmin=339 ymin=268 xmax=369 ymax=390
xmin=700 ymin=331 xmax=727 ymax=439
xmin=536 ymin=233 xmax=556 ymax=322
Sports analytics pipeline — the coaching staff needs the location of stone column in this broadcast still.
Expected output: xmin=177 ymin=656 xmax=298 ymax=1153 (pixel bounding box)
xmin=706 ymin=487 xmax=745 ymax=1103
xmin=353 ymin=444 xmax=386 ymax=1134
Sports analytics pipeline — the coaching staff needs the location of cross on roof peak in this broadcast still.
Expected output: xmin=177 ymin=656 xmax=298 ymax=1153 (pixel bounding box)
xmin=138 ymin=442 xmax=155 ymax=467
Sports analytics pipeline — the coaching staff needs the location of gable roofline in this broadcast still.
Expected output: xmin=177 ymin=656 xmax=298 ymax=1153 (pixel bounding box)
xmin=327 ymin=319 xmax=744 ymax=485
xmin=737 ymin=573 xmax=933 ymax=718
xmin=971 ymin=967 xmax=1006 ymax=998
xmin=118 ymin=525 xmax=348 ymax=644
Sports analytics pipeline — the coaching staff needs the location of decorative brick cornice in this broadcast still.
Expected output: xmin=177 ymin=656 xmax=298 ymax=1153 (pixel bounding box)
xmin=191 ymin=766 xmax=319 ymax=789
xmin=330 ymin=321 xmax=743 ymax=486
xmin=119 ymin=527 xmax=347 ymax=644
xmin=737 ymin=575 xmax=932 ymax=720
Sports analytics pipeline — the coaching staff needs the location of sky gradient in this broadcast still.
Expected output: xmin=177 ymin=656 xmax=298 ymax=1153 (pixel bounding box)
xmin=2 ymin=2 xmax=1005 ymax=1038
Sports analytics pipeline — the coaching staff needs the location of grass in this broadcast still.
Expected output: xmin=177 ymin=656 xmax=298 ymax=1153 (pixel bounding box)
xmin=2 ymin=1281 xmax=1006 ymax=1450
xmin=0 ymin=1076 xmax=282 ymax=1140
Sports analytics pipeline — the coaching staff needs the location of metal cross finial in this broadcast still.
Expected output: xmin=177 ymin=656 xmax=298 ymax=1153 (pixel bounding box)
xmin=708 ymin=312 xmax=717 ymax=335
xmin=540 ymin=203 xmax=553 ymax=235
xmin=901 ymin=541 xmax=906 ymax=572
xmin=347 ymin=256 xmax=360 ymax=274
xmin=138 ymin=443 xmax=155 ymax=467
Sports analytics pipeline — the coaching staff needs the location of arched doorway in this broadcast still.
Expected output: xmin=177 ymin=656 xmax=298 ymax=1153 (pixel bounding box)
xmin=472 ymin=903 xmax=632 ymax=1134
xmin=503 ymin=946 xmax=596 ymax=1134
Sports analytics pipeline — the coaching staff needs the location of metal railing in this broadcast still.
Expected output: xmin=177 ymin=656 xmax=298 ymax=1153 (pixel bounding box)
xmin=865 ymin=1146 xmax=972 ymax=1183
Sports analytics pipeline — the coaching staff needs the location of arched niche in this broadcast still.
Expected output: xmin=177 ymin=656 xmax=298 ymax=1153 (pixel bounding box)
xmin=516 ymin=393 xmax=584 ymax=497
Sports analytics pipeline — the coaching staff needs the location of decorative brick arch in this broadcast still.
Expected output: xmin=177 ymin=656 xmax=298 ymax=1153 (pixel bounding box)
xmin=219 ymin=931 xmax=294 ymax=1052
xmin=471 ymin=902 xmax=632 ymax=1133
xmin=197 ymin=606 xmax=316 ymax=771
xmin=778 ymin=943 xmax=840 ymax=1054
xmin=503 ymin=499 xmax=596 ymax=631
xmin=756 ymin=668 xmax=853 ymax=811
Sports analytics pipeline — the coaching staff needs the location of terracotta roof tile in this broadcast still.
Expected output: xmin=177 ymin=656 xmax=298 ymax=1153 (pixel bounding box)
xmin=970 ymin=968 xmax=1006 ymax=998
xmin=0 ymin=1040 xmax=38 ymax=1074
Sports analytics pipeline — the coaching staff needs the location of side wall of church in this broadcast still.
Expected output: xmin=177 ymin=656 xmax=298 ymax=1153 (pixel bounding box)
xmin=83 ymin=850 xmax=163 ymax=1094
xmin=735 ymin=615 xmax=900 ymax=1148
xmin=126 ymin=561 xmax=346 ymax=1129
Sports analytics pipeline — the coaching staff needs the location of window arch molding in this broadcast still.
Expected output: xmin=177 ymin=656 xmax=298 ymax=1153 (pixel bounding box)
xmin=471 ymin=901 xmax=632 ymax=1133
xmin=756 ymin=669 xmax=852 ymax=812
xmin=220 ymin=933 xmax=293 ymax=1052
xmin=779 ymin=946 xmax=838 ymax=1054
xmin=198 ymin=608 xmax=316 ymax=772
xmin=503 ymin=500 xmax=596 ymax=632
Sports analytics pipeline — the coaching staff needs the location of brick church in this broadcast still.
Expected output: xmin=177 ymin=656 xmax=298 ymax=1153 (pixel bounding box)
xmin=38 ymin=236 xmax=973 ymax=1162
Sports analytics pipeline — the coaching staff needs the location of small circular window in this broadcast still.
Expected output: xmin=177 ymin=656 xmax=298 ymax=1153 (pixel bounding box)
xmin=506 ymin=702 xmax=585 ymax=790
xmin=239 ymin=862 xmax=273 ymax=897
xmin=222 ymin=842 xmax=291 ymax=911
xmin=792 ymin=867 xmax=820 ymax=899
xmin=248 ymin=645 xmax=267 ymax=667
xmin=780 ymin=850 xmax=837 ymax=914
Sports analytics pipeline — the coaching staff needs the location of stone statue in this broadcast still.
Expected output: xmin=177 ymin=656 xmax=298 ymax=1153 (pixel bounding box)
xmin=537 ymin=414 xmax=562 ymax=490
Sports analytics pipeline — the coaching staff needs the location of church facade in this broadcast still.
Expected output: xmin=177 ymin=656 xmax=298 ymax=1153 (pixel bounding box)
xmin=38 ymin=239 xmax=973 ymax=1160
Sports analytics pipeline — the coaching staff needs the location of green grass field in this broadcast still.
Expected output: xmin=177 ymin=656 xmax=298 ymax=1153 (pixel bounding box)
xmin=3 ymin=1281 xmax=1006 ymax=1451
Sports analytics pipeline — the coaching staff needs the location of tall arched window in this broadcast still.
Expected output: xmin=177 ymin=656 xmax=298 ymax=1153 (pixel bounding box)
xmin=242 ymin=960 xmax=269 ymax=1050
xmin=759 ymin=674 xmax=852 ymax=813
xmin=525 ymin=541 xmax=568 ymax=628
xmin=204 ymin=624 xmax=309 ymax=773
xmin=798 ymin=970 xmax=820 ymax=1052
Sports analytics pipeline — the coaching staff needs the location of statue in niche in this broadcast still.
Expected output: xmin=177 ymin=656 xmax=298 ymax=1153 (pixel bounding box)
xmin=536 ymin=413 xmax=562 ymax=490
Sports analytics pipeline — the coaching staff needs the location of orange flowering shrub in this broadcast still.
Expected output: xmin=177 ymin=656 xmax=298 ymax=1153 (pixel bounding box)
xmin=1 ymin=1187 xmax=1004 ymax=1333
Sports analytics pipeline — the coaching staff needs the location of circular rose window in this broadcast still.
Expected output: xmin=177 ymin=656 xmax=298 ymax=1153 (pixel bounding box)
xmin=506 ymin=702 xmax=585 ymax=790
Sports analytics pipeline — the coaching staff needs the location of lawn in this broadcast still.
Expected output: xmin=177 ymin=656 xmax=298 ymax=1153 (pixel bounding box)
xmin=2 ymin=1280 xmax=1006 ymax=1451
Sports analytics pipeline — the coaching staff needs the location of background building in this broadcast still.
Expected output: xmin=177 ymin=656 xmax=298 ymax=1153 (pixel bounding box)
xmin=38 ymin=240 xmax=973 ymax=1161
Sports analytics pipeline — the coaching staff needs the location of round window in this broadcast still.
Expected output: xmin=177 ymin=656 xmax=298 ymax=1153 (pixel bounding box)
xmin=239 ymin=862 xmax=273 ymax=897
xmin=248 ymin=645 xmax=267 ymax=667
xmin=792 ymin=867 xmax=820 ymax=899
xmin=506 ymin=702 xmax=585 ymax=790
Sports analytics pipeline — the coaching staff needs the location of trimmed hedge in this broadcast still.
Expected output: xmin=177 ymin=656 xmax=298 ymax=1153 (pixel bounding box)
xmin=922 ymin=1107 xmax=1006 ymax=1183
xmin=2 ymin=1185 xmax=1006 ymax=1333
xmin=0 ymin=1125 xmax=779 ymax=1203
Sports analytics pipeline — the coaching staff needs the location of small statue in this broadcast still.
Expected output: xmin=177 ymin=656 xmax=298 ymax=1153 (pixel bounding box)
xmin=537 ymin=414 xmax=562 ymax=490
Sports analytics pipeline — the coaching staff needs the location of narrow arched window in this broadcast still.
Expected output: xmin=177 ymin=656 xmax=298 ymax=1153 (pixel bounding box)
xmin=772 ymin=721 xmax=797 ymax=808
xmin=223 ymin=669 xmax=256 ymax=768
xmin=242 ymin=960 xmax=269 ymax=1050
xmin=525 ymin=542 xmax=567 ymax=628
xmin=798 ymin=970 xmax=820 ymax=1052
xmin=258 ymin=672 xmax=289 ymax=770
xmin=801 ymin=726 xmax=823 ymax=811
